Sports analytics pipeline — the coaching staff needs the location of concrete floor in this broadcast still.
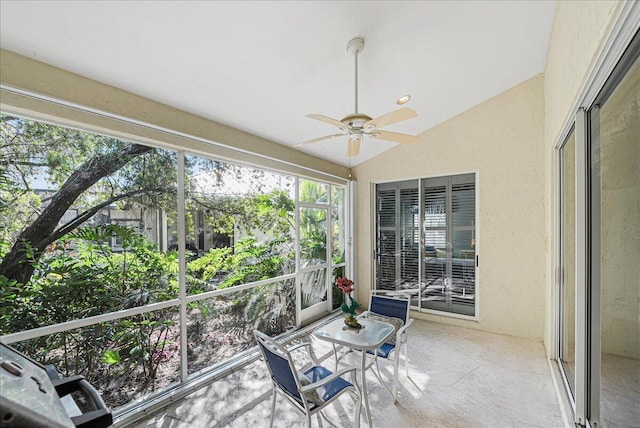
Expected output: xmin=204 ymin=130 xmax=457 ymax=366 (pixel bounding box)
xmin=131 ymin=319 xmax=568 ymax=428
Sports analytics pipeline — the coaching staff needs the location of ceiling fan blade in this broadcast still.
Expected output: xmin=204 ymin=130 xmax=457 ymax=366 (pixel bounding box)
xmin=368 ymin=130 xmax=420 ymax=145
xmin=294 ymin=133 xmax=345 ymax=147
xmin=347 ymin=136 xmax=361 ymax=157
xmin=307 ymin=114 xmax=349 ymax=131
xmin=364 ymin=108 xmax=417 ymax=130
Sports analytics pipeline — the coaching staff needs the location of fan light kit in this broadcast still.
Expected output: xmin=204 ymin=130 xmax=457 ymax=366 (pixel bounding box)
xmin=296 ymin=37 xmax=420 ymax=157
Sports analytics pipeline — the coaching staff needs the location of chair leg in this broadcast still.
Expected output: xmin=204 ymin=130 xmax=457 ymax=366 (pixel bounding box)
xmin=393 ymin=350 xmax=400 ymax=404
xmin=354 ymin=390 xmax=362 ymax=428
xmin=373 ymin=353 xmax=386 ymax=385
xmin=404 ymin=340 xmax=410 ymax=378
xmin=269 ymin=387 xmax=277 ymax=428
xmin=306 ymin=413 xmax=312 ymax=428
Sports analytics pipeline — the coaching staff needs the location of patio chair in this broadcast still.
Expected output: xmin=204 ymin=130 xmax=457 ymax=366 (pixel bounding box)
xmin=254 ymin=330 xmax=362 ymax=428
xmin=358 ymin=294 xmax=414 ymax=403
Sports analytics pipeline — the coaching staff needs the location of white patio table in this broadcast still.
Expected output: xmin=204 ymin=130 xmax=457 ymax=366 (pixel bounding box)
xmin=313 ymin=317 xmax=394 ymax=427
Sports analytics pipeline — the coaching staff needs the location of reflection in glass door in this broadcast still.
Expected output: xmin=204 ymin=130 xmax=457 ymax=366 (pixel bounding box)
xmin=558 ymin=129 xmax=576 ymax=399
xmin=589 ymin=47 xmax=639 ymax=427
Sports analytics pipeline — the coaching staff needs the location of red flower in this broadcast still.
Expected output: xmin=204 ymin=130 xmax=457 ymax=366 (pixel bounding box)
xmin=336 ymin=277 xmax=354 ymax=295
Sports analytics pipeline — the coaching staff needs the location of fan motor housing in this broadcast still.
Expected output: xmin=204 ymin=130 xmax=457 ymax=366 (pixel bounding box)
xmin=341 ymin=113 xmax=372 ymax=128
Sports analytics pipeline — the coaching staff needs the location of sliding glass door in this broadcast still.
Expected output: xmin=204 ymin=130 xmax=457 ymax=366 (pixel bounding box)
xmin=422 ymin=174 xmax=476 ymax=316
xmin=558 ymin=128 xmax=576 ymax=400
xmin=587 ymin=44 xmax=639 ymax=428
xmin=556 ymin=28 xmax=639 ymax=428
xmin=374 ymin=173 xmax=477 ymax=318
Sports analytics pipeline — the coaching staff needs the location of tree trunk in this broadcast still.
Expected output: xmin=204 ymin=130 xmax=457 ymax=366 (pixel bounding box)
xmin=0 ymin=143 xmax=153 ymax=285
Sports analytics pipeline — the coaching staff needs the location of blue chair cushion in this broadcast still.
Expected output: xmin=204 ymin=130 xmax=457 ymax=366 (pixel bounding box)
xmin=302 ymin=365 xmax=353 ymax=407
xmin=366 ymin=342 xmax=396 ymax=359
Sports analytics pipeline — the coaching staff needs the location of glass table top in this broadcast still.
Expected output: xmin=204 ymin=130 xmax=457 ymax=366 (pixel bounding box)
xmin=314 ymin=317 xmax=394 ymax=350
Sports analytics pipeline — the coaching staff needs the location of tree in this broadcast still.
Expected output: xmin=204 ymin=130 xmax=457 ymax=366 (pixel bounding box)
xmin=0 ymin=115 xmax=172 ymax=285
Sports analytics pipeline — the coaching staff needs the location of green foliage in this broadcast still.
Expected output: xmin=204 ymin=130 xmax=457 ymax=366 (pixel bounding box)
xmin=1 ymin=114 xmax=336 ymax=409
xmin=3 ymin=224 xmax=179 ymax=388
xmin=188 ymin=246 xmax=232 ymax=282
xmin=188 ymin=236 xmax=292 ymax=291
xmin=102 ymin=350 xmax=121 ymax=365
xmin=218 ymin=237 xmax=291 ymax=288
xmin=299 ymin=207 xmax=327 ymax=262
xmin=115 ymin=315 xmax=177 ymax=380
xmin=341 ymin=298 xmax=362 ymax=316
xmin=243 ymin=280 xmax=295 ymax=335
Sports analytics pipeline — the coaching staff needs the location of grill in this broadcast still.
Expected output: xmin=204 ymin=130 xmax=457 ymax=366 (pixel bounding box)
xmin=0 ymin=343 xmax=112 ymax=428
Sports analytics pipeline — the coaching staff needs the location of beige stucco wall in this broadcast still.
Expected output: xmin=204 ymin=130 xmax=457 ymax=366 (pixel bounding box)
xmin=542 ymin=0 xmax=624 ymax=353
xmin=353 ymin=74 xmax=546 ymax=340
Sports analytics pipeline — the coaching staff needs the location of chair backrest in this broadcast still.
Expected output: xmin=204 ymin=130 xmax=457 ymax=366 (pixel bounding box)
xmin=254 ymin=330 xmax=301 ymax=402
xmin=369 ymin=295 xmax=410 ymax=323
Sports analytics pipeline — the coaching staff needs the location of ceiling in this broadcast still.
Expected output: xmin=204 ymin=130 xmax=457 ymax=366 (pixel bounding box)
xmin=0 ymin=1 xmax=556 ymax=167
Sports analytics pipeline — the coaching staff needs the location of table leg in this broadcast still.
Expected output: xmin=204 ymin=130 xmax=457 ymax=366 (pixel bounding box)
xmin=361 ymin=350 xmax=372 ymax=427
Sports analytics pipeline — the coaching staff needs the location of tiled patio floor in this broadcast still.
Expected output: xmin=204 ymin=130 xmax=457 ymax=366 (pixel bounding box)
xmin=131 ymin=319 xmax=568 ymax=428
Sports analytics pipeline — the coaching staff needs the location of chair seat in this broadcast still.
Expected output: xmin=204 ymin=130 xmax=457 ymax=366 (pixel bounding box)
xmin=366 ymin=342 xmax=395 ymax=359
xmin=302 ymin=365 xmax=353 ymax=407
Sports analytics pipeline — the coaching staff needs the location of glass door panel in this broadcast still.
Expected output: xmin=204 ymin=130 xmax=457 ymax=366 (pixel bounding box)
xmin=422 ymin=183 xmax=448 ymax=311
xmin=559 ymin=129 xmax=577 ymax=398
xmin=376 ymin=188 xmax=398 ymax=290
xmin=421 ymin=174 xmax=475 ymax=315
xmin=450 ymin=179 xmax=476 ymax=316
xmin=592 ymin=51 xmax=640 ymax=427
xmin=375 ymin=180 xmax=419 ymax=292
xmin=399 ymin=187 xmax=420 ymax=294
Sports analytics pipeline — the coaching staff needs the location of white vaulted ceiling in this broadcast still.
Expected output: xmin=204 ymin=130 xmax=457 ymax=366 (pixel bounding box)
xmin=0 ymin=1 xmax=555 ymax=166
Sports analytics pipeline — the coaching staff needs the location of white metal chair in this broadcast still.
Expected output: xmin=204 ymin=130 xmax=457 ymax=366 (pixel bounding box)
xmin=254 ymin=329 xmax=362 ymax=428
xmin=358 ymin=294 xmax=414 ymax=403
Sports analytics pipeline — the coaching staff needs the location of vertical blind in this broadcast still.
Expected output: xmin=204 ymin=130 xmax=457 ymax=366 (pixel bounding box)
xmin=376 ymin=188 xmax=397 ymax=290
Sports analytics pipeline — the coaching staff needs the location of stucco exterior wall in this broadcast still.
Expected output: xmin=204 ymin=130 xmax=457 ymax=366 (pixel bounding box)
xmin=353 ymin=74 xmax=546 ymax=340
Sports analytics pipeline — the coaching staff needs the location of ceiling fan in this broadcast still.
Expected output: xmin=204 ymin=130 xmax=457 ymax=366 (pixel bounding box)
xmin=296 ymin=37 xmax=420 ymax=157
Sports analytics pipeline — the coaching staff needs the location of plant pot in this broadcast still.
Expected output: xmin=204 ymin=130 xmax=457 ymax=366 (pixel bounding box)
xmin=344 ymin=315 xmax=362 ymax=329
